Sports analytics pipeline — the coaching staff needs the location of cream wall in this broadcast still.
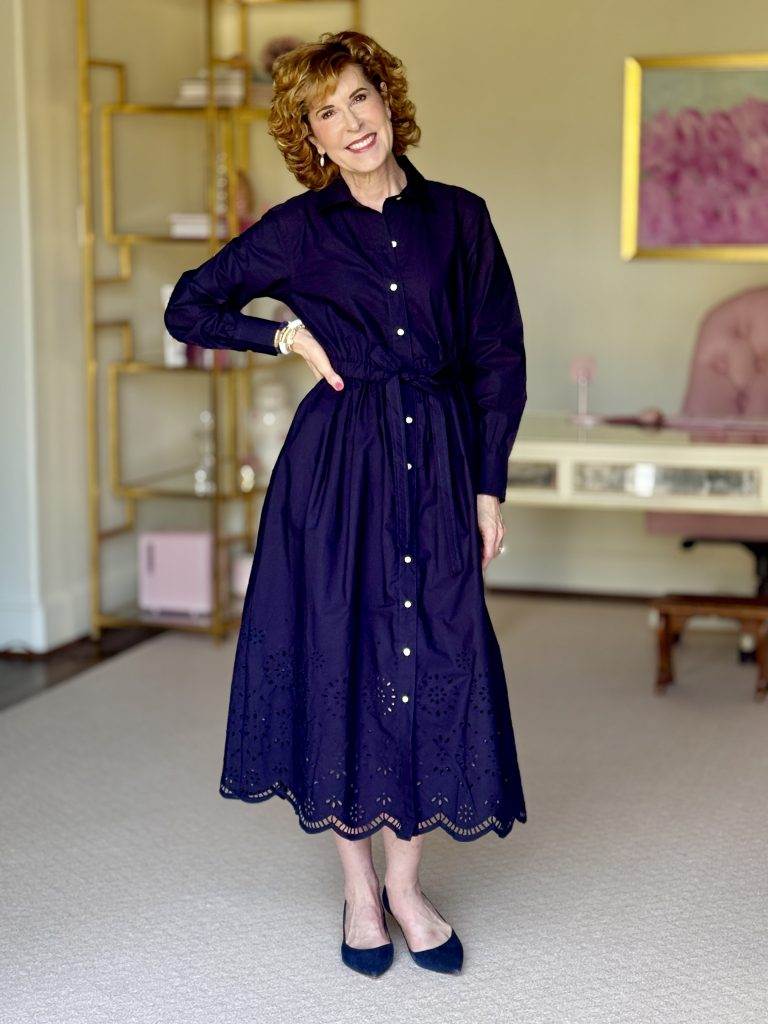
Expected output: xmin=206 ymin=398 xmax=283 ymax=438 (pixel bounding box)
xmin=3 ymin=0 xmax=767 ymax=651
xmin=1 ymin=0 xmax=42 ymax=650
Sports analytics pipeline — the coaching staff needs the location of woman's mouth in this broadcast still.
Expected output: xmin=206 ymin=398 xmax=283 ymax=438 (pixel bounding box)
xmin=346 ymin=132 xmax=377 ymax=153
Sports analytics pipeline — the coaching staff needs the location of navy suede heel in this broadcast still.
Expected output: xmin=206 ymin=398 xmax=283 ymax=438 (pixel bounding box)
xmin=340 ymin=893 xmax=394 ymax=977
xmin=381 ymin=885 xmax=464 ymax=974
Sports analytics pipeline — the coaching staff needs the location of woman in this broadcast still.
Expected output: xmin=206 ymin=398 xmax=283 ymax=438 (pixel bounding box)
xmin=164 ymin=30 xmax=528 ymax=978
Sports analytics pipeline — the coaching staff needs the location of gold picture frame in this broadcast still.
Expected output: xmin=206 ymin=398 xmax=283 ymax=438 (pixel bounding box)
xmin=621 ymin=51 xmax=768 ymax=262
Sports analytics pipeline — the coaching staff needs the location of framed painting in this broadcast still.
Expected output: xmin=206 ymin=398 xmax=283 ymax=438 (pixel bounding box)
xmin=621 ymin=51 xmax=768 ymax=262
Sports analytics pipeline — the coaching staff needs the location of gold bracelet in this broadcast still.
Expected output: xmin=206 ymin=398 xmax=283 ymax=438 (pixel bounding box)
xmin=273 ymin=321 xmax=291 ymax=350
xmin=274 ymin=318 xmax=304 ymax=354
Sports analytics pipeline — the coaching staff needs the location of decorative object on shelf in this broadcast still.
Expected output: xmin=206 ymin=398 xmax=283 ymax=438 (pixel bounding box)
xmin=246 ymin=35 xmax=305 ymax=106
xmin=161 ymin=283 xmax=188 ymax=367
xmin=214 ymin=149 xmax=229 ymax=236
xmin=260 ymin=35 xmax=304 ymax=78
xmin=138 ymin=530 xmax=214 ymax=615
xmin=174 ymin=65 xmax=247 ymax=107
xmin=167 ymin=152 xmax=229 ymax=239
xmin=167 ymin=211 xmax=228 ymax=240
xmin=172 ymin=36 xmax=303 ymax=109
xmin=239 ymin=463 xmax=256 ymax=494
xmin=194 ymin=409 xmax=217 ymax=495
xmin=246 ymin=376 xmax=292 ymax=480
xmin=168 ymin=161 xmax=255 ymax=237
xmin=570 ymin=355 xmax=596 ymax=418
xmin=622 ymin=51 xmax=768 ymax=262
xmin=184 ymin=344 xmax=231 ymax=369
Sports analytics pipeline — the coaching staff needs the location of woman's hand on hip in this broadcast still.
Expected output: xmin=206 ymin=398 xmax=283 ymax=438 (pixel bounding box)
xmin=476 ymin=494 xmax=505 ymax=571
xmin=290 ymin=327 xmax=345 ymax=391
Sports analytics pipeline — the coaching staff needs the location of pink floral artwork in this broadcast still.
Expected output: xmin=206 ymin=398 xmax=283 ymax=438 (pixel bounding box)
xmin=638 ymin=95 xmax=768 ymax=246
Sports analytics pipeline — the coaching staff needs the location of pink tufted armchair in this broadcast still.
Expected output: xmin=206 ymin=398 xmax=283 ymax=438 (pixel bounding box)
xmin=645 ymin=284 xmax=768 ymax=600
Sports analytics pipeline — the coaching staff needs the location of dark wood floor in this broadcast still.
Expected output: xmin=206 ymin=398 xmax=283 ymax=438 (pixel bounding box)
xmin=0 ymin=627 xmax=166 ymax=712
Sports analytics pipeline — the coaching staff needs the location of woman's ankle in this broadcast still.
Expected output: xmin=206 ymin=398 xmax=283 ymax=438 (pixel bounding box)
xmin=343 ymin=874 xmax=381 ymax=903
xmin=383 ymin=878 xmax=421 ymax=899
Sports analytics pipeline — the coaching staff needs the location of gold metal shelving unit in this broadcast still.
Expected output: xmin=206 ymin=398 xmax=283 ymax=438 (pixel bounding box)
xmin=76 ymin=0 xmax=361 ymax=642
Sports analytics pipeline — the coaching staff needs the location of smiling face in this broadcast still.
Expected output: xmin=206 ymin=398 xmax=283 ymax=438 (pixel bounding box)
xmin=306 ymin=63 xmax=394 ymax=174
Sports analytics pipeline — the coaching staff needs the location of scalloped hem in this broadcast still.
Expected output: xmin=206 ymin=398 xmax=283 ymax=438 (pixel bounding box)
xmin=219 ymin=778 xmax=526 ymax=843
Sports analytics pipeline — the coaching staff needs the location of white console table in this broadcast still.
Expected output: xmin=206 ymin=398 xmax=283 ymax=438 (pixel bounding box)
xmin=506 ymin=411 xmax=768 ymax=516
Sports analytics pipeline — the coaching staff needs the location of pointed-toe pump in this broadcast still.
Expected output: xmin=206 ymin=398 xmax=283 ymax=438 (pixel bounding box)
xmin=381 ymin=885 xmax=464 ymax=974
xmin=340 ymin=895 xmax=394 ymax=978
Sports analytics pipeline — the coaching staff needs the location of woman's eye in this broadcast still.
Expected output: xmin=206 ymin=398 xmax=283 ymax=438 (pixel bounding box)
xmin=320 ymin=93 xmax=365 ymax=119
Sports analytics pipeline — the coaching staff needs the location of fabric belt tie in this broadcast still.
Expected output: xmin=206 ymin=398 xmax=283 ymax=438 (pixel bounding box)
xmin=334 ymin=346 xmax=464 ymax=577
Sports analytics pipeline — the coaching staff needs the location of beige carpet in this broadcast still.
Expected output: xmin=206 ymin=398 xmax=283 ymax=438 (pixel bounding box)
xmin=2 ymin=594 xmax=766 ymax=1023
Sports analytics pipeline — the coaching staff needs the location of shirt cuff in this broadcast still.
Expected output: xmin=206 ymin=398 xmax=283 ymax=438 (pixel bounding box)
xmin=475 ymin=446 xmax=511 ymax=503
xmin=232 ymin=315 xmax=287 ymax=356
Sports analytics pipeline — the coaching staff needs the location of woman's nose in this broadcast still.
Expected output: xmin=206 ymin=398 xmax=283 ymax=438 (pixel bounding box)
xmin=342 ymin=110 xmax=364 ymax=131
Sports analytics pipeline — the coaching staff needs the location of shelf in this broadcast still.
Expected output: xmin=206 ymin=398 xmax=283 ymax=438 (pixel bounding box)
xmin=80 ymin=0 xmax=361 ymax=641
xmin=115 ymin=460 xmax=271 ymax=500
xmin=99 ymin=598 xmax=245 ymax=634
xmin=101 ymin=102 xmax=269 ymax=245
xmin=108 ymin=360 xmax=276 ymax=498
xmin=115 ymin=359 xmax=255 ymax=375
xmin=103 ymin=102 xmax=269 ymax=117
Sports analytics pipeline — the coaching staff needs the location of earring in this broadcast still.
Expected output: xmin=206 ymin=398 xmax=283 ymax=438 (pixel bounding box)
xmin=320 ymin=152 xmax=325 ymax=167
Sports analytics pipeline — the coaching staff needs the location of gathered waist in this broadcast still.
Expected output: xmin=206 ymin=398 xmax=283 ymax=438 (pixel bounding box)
xmin=331 ymin=347 xmax=464 ymax=388
xmin=326 ymin=345 xmax=466 ymax=576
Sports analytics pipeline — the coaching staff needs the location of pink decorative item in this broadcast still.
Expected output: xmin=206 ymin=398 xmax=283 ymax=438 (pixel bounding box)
xmin=570 ymin=355 xmax=596 ymax=417
xmin=138 ymin=531 xmax=213 ymax=615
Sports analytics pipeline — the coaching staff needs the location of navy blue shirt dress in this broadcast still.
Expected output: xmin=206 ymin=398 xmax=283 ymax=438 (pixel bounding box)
xmin=164 ymin=151 xmax=528 ymax=842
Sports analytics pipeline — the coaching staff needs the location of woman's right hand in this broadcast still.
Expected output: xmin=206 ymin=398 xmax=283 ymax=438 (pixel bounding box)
xmin=290 ymin=326 xmax=345 ymax=391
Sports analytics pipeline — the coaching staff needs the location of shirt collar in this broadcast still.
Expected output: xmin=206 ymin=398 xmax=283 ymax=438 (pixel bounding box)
xmin=314 ymin=151 xmax=431 ymax=212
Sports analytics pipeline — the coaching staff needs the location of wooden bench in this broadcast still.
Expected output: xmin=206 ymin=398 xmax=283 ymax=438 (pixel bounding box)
xmin=649 ymin=593 xmax=768 ymax=701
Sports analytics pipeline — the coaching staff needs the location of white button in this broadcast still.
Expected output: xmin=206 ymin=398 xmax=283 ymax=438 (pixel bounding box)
xmin=390 ymin=282 xmax=398 ymax=291
xmin=402 ymin=647 xmax=411 ymax=656
xmin=404 ymin=599 xmax=412 ymax=608
xmin=396 ymin=328 xmax=405 ymax=335
xmin=405 ymin=415 xmax=413 ymax=423
xmin=403 ymin=555 xmax=412 ymax=563
xmin=401 ymin=694 xmax=409 ymax=702
xmin=391 ymin=240 xmax=398 ymax=247
xmin=407 ymin=462 xmax=412 ymax=470
xmin=396 ymin=195 xmax=402 ymax=200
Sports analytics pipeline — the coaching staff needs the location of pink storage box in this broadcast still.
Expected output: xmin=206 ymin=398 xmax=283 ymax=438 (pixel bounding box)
xmin=138 ymin=530 xmax=213 ymax=615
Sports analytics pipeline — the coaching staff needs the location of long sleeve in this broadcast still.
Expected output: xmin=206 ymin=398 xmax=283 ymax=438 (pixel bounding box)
xmin=163 ymin=207 xmax=293 ymax=357
xmin=462 ymin=198 xmax=527 ymax=502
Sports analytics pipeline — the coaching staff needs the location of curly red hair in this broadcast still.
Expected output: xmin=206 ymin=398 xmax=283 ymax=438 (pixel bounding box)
xmin=268 ymin=30 xmax=421 ymax=190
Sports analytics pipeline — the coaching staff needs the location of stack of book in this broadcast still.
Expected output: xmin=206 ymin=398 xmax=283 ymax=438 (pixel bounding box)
xmin=174 ymin=67 xmax=246 ymax=107
xmin=167 ymin=212 xmax=227 ymax=240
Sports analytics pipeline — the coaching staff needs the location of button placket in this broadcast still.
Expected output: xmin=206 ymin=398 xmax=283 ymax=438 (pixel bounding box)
xmin=398 ymin=384 xmax=418 ymax=711
xmin=380 ymin=195 xmax=422 ymax=829
xmin=382 ymin=202 xmax=418 ymax=824
xmin=384 ymin=212 xmax=410 ymax=356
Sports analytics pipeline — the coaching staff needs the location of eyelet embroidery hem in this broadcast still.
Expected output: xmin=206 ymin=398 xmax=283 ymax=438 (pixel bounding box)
xmin=219 ymin=776 xmax=526 ymax=842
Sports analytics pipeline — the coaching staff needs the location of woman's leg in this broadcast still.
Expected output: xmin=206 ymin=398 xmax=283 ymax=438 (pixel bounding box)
xmin=333 ymin=833 xmax=390 ymax=948
xmin=381 ymin=829 xmax=452 ymax=951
